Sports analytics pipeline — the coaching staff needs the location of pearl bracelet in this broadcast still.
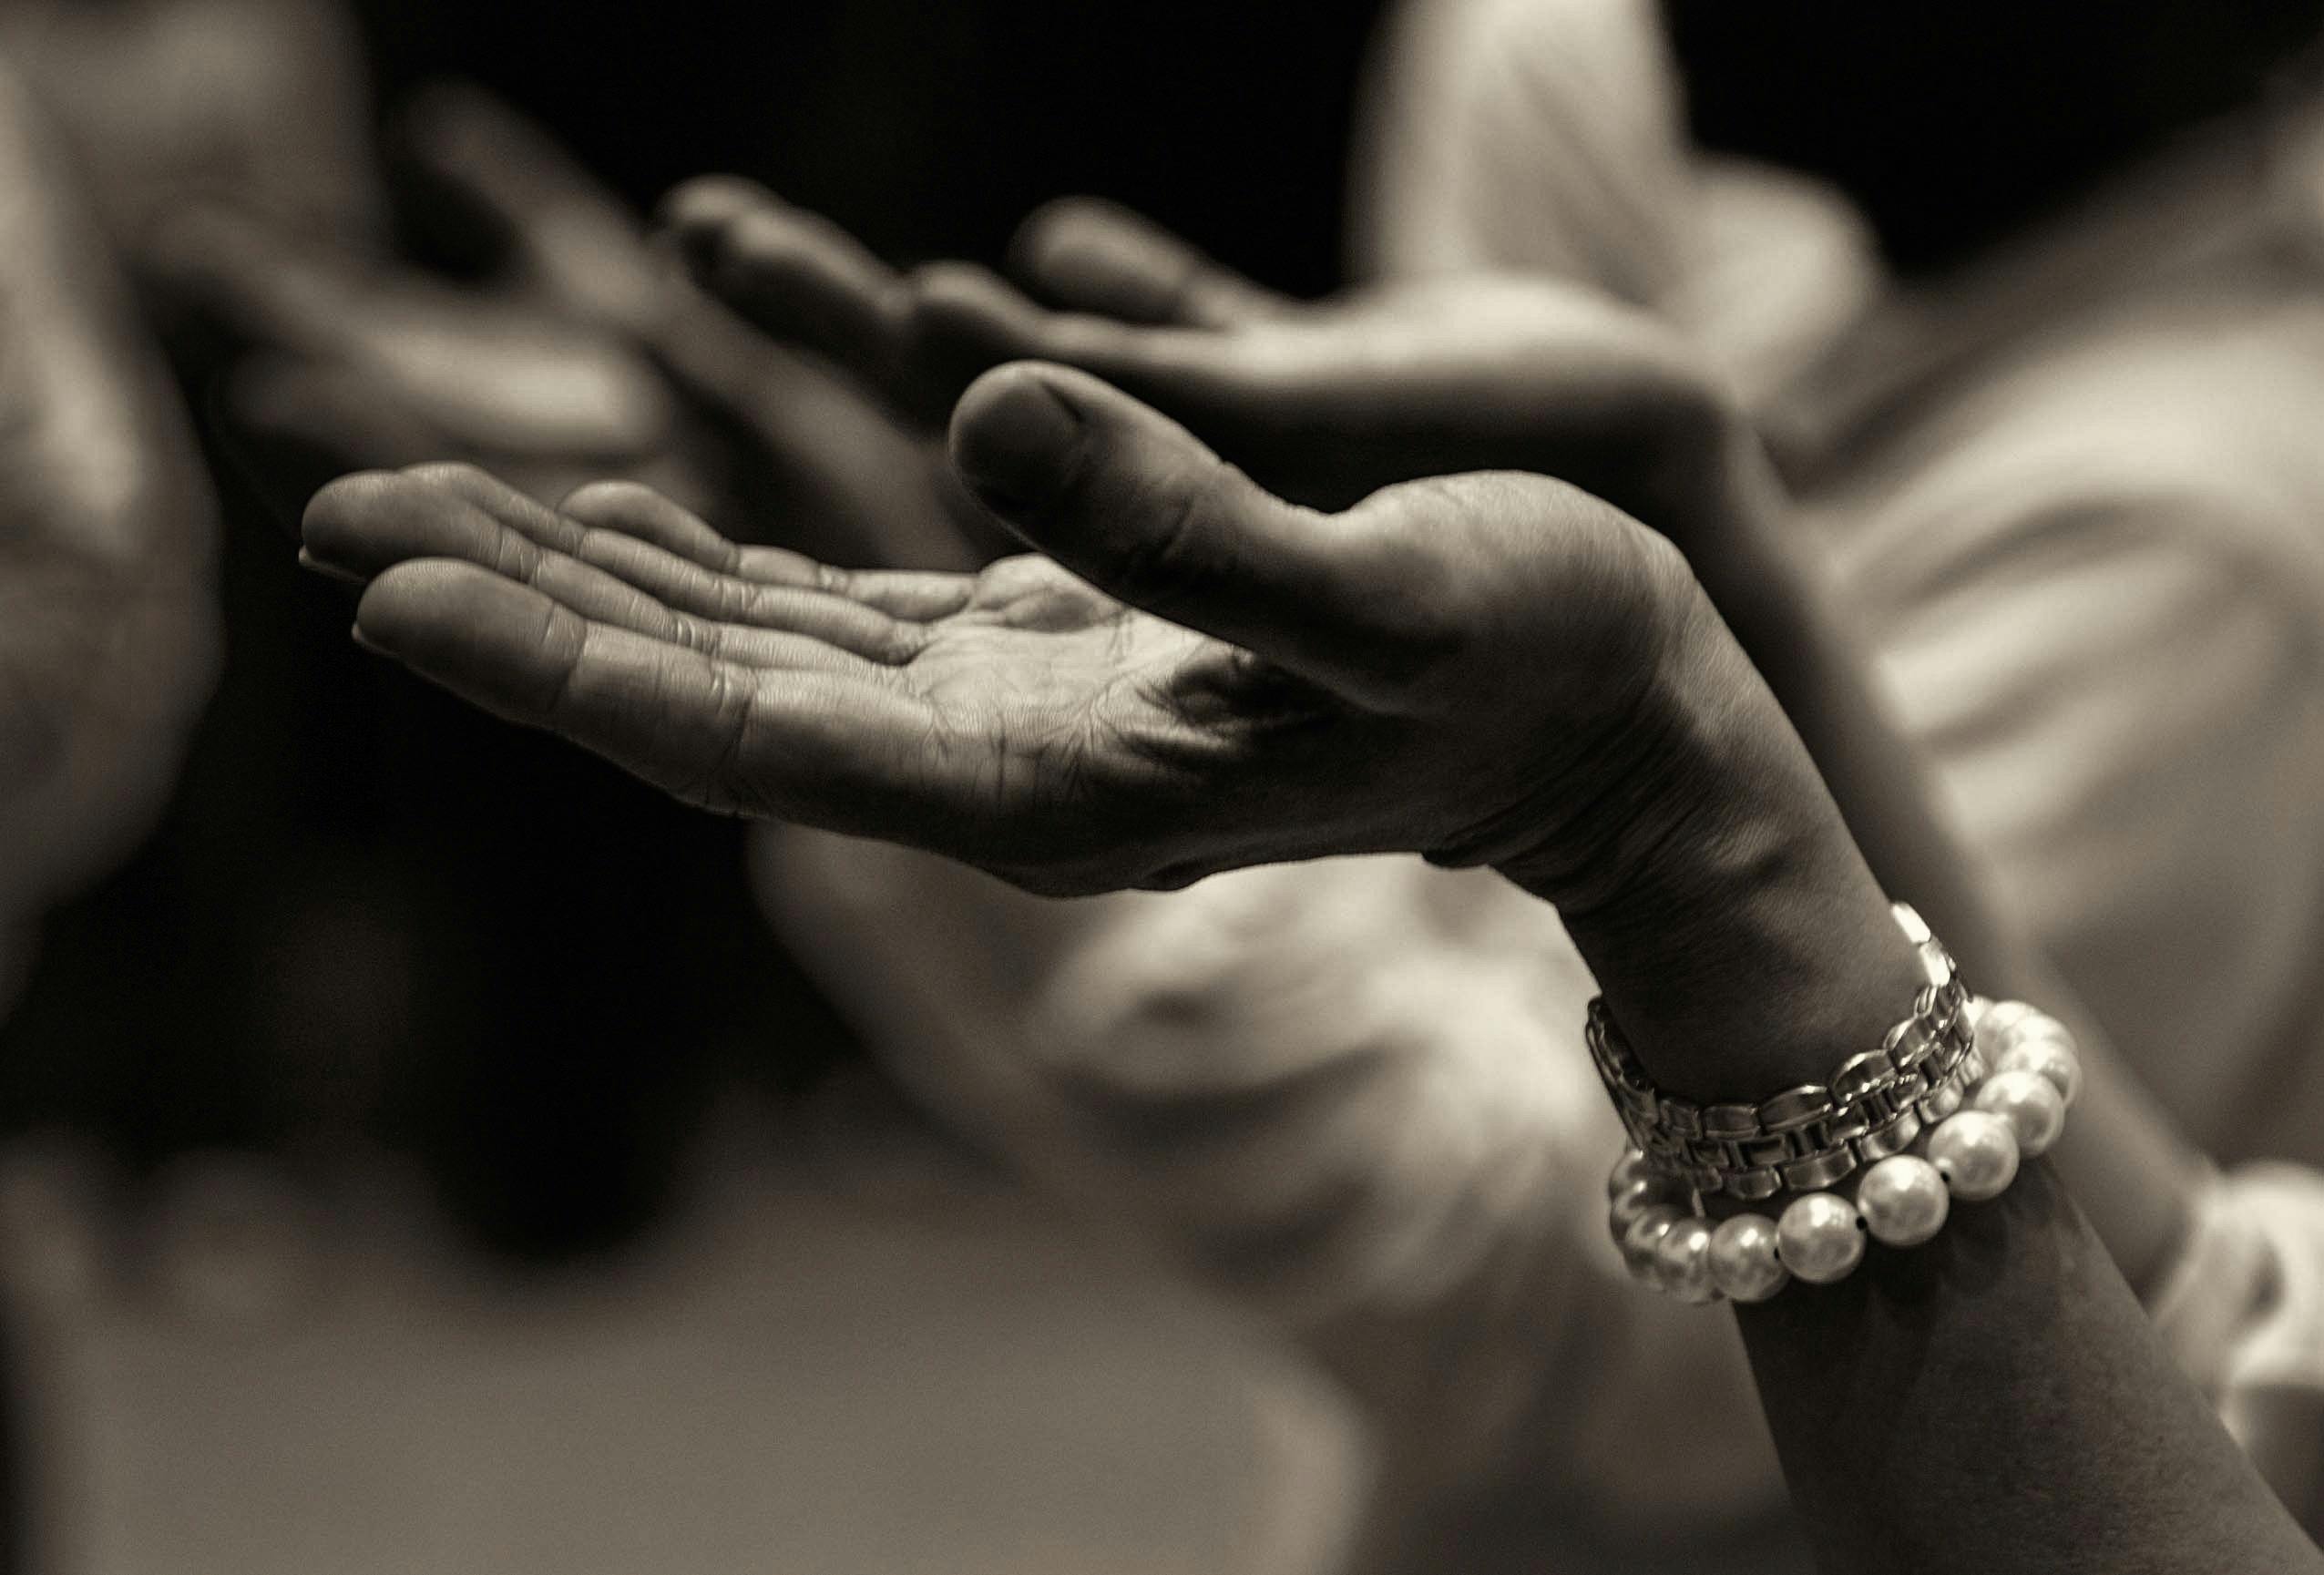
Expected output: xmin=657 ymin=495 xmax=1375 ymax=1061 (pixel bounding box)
xmin=1606 ymin=997 xmax=2083 ymax=1304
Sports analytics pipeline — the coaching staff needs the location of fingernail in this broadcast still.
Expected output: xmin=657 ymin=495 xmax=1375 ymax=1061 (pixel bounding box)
xmin=350 ymin=624 xmax=392 ymax=658
xmin=951 ymin=369 xmax=1083 ymax=513
xmin=298 ymin=548 xmax=365 ymax=585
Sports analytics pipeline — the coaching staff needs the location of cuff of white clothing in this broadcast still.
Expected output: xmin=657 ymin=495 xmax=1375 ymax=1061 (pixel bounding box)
xmin=2147 ymin=1161 xmax=2324 ymax=1417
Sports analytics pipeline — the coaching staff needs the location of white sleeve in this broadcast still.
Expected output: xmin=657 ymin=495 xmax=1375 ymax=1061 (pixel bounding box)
xmin=1348 ymin=0 xmax=1691 ymax=301
xmin=1347 ymin=0 xmax=1880 ymax=403
xmin=754 ymin=832 xmax=1787 ymax=1538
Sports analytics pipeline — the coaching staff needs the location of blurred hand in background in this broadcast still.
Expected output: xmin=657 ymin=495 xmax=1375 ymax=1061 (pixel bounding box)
xmin=150 ymin=83 xmax=980 ymax=571
xmin=0 ymin=57 xmax=219 ymax=954
xmin=660 ymin=183 xmax=1767 ymax=587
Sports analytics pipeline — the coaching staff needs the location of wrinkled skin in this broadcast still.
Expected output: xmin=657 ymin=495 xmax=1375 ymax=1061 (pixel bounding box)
xmin=300 ymin=363 xmax=1709 ymax=902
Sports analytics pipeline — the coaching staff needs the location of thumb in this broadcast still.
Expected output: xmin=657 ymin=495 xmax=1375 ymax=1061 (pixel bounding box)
xmin=1008 ymin=198 xmax=1286 ymax=328
xmin=948 ymin=363 xmax=1418 ymax=701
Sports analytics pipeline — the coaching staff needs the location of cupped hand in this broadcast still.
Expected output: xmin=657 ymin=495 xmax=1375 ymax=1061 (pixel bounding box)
xmin=302 ymin=362 xmax=1704 ymax=901
xmin=661 ymin=184 xmax=1749 ymax=560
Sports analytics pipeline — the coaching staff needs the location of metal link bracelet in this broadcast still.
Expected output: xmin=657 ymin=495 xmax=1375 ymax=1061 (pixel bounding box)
xmin=1585 ymin=904 xmax=1983 ymax=1202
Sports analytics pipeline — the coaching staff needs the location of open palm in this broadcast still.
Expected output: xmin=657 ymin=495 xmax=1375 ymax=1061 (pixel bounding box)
xmin=304 ymin=362 xmax=1694 ymax=899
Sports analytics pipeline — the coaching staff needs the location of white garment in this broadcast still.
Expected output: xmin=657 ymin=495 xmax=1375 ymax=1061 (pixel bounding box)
xmin=755 ymin=833 xmax=1800 ymax=1571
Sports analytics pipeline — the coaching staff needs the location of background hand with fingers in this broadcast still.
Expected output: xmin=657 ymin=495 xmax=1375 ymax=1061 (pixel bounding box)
xmin=660 ymin=182 xmax=1758 ymax=582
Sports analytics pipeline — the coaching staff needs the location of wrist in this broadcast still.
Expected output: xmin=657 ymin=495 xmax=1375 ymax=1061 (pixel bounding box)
xmin=1493 ymin=591 xmax=1923 ymax=1097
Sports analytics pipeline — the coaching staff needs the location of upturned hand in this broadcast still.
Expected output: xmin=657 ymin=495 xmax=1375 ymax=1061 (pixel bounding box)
xmin=304 ymin=357 xmax=1912 ymax=1090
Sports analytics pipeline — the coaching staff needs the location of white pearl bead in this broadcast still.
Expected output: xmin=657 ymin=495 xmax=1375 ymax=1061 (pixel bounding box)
xmin=1709 ymin=1213 xmax=1789 ymax=1303
xmin=1653 ymin=1217 xmax=1721 ymax=1304
xmin=1607 ymin=1149 xmax=1654 ymax=1200
xmin=1927 ymin=1110 xmax=2021 ymax=1201
xmin=1608 ymin=1179 xmax=1666 ymax=1244
xmin=1856 ymin=1155 xmax=1950 ymax=1247
xmin=1991 ymin=1009 xmax=2066 ymax=1047
xmin=1992 ymin=1038 xmax=2082 ymax=1107
xmin=1973 ymin=1069 xmax=2067 ymax=1157
xmin=1619 ymin=1205 xmax=1683 ymax=1284
xmin=1776 ymin=1191 xmax=1867 ymax=1284
xmin=1972 ymin=999 xmax=2037 ymax=1042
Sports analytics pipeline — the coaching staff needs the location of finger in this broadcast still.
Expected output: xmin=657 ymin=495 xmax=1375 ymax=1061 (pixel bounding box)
xmin=304 ymin=466 xmax=576 ymax=581
xmin=948 ymin=363 xmax=1426 ymax=700
xmin=302 ymin=471 xmax=876 ymax=674
xmin=783 ymin=564 xmax=979 ymax=620
xmin=641 ymin=288 xmax=993 ymax=571
xmin=658 ymin=176 xmax=909 ymax=396
xmin=1008 ymin=198 xmax=1287 ymax=328
xmin=307 ymin=468 xmax=926 ymax=662
xmin=417 ymin=465 xmax=931 ymax=659
xmin=213 ymin=356 xmax=451 ymax=535
xmin=899 ymin=260 xmax=1090 ymax=412
xmin=398 ymin=81 xmax=661 ymax=334
xmin=353 ymin=557 xmax=940 ymax=822
xmin=910 ymin=262 xmax=1259 ymax=423
xmin=555 ymin=479 xmax=975 ymax=619
xmin=555 ymin=476 xmax=745 ymax=565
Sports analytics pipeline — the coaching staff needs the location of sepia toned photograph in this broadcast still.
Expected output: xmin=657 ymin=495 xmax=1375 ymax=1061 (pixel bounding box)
xmin=0 ymin=2 xmax=2320 ymax=1570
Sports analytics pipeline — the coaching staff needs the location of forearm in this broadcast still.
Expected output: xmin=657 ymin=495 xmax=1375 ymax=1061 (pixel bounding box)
xmin=1747 ymin=1161 xmax=2310 ymax=1573
xmin=1498 ymin=603 xmax=2321 ymax=1572
xmin=1692 ymin=441 xmax=2198 ymax=1293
